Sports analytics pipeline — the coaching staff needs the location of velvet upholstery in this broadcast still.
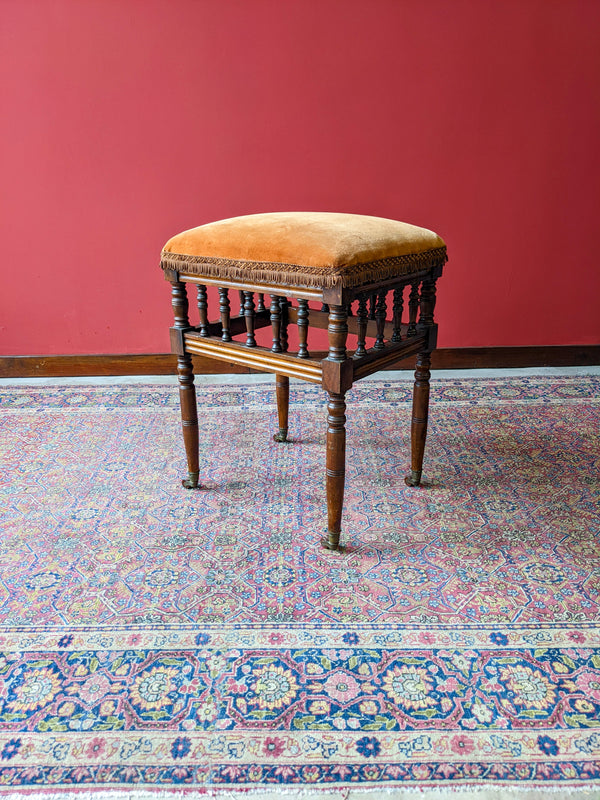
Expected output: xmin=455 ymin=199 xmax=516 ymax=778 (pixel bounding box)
xmin=161 ymin=212 xmax=446 ymax=290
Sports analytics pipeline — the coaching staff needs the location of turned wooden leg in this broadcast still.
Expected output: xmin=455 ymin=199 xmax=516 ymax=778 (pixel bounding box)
xmin=170 ymin=277 xmax=201 ymax=490
xmin=405 ymin=351 xmax=431 ymax=487
xmin=177 ymin=353 xmax=200 ymax=489
xmin=321 ymin=392 xmax=346 ymax=551
xmin=273 ymin=374 xmax=289 ymax=443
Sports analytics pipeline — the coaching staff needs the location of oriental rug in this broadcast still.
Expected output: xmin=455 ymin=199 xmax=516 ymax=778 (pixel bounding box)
xmin=0 ymin=375 xmax=599 ymax=798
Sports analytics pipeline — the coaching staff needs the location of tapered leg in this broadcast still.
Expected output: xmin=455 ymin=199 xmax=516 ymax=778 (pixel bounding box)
xmin=405 ymin=351 xmax=431 ymax=487
xmin=171 ymin=278 xmax=199 ymax=489
xmin=321 ymin=392 xmax=346 ymax=551
xmin=273 ymin=374 xmax=289 ymax=442
xmin=177 ymin=353 xmax=200 ymax=489
xmin=170 ymin=278 xmax=200 ymax=489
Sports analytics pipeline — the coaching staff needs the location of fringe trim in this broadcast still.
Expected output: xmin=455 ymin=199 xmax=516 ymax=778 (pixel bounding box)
xmin=2 ymin=784 xmax=599 ymax=799
xmin=159 ymin=247 xmax=447 ymax=290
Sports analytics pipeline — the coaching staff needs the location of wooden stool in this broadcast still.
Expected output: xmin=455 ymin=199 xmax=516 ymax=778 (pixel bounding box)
xmin=161 ymin=212 xmax=447 ymax=550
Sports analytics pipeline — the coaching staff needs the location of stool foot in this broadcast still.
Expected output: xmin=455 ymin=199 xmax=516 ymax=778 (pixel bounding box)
xmin=182 ymin=471 xmax=200 ymax=489
xmin=275 ymin=374 xmax=289 ymax=444
xmin=273 ymin=428 xmax=289 ymax=443
xmin=321 ymin=533 xmax=341 ymax=551
xmin=404 ymin=469 xmax=422 ymax=487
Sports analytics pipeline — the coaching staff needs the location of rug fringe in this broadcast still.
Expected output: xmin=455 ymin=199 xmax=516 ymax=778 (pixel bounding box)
xmin=2 ymin=784 xmax=600 ymax=800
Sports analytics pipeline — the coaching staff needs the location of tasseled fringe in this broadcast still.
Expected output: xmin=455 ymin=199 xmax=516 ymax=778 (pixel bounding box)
xmin=160 ymin=247 xmax=447 ymax=290
xmin=4 ymin=782 xmax=598 ymax=800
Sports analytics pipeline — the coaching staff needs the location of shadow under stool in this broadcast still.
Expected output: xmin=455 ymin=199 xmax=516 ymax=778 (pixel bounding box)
xmin=160 ymin=212 xmax=447 ymax=551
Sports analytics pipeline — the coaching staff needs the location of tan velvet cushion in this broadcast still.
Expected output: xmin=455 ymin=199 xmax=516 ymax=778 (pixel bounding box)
xmin=161 ymin=212 xmax=446 ymax=290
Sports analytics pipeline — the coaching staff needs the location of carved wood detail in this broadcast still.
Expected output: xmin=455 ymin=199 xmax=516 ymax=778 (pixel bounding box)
xmin=244 ymin=291 xmax=257 ymax=347
xmin=368 ymin=292 xmax=377 ymax=320
xmin=297 ymin=299 xmax=310 ymax=358
xmin=374 ymin=289 xmax=387 ymax=350
xmin=354 ymin=294 xmax=368 ymax=358
xmin=407 ymin=282 xmax=419 ymax=337
xmin=280 ymin=297 xmax=289 ymax=353
xmin=218 ymin=287 xmax=232 ymax=342
xmin=270 ymin=295 xmax=282 ymax=353
xmin=196 ymin=284 xmax=209 ymax=337
xmin=391 ymin=286 xmax=404 ymax=342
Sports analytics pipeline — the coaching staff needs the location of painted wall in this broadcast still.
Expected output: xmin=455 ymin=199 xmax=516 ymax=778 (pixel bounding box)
xmin=1 ymin=0 xmax=599 ymax=356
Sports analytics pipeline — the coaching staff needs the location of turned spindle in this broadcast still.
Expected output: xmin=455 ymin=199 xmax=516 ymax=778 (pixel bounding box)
xmin=257 ymin=293 xmax=266 ymax=312
xmin=369 ymin=292 xmax=377 ymax=320
xmin=244 ymin=291 xmax=257 ymax=346
xmin=297 ymin=299 xmax=310 ymax=358
xmin=219 ymin=287 xmax=232 ymax=342
xmin=391 ymin=286 xmax=404 ymax=342
xmin=196 ymin=284 xmax=209 ymax=337
xmin=280 ymin=297 xmax=289 ymax=353
xmin=407 ymin=282 xmax=419 ymax=337
xmin=270 ymin=295 xmax=282 ymax=353
xmin=374 ymin=290 xmax=387 ymax=350
xmin=354 ymin=294 xmax=368 ymax=358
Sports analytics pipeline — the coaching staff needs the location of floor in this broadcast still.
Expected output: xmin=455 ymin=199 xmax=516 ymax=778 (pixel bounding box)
xmin=1 ymin=367 xmax=599 ymax=799
xmin=2 ymin=365 xmax=600 ymax=387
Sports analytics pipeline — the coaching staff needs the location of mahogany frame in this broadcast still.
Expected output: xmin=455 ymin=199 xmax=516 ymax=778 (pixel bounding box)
xmin=165 ymin=262 xmax=443 ymax=551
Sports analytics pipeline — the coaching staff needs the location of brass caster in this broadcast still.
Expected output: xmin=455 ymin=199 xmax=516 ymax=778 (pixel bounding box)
xmin=320 ymin=534 xmax=342 ymax=552
xmin=404 ymin=470 xmax=422 ymax=487
xmin=273 ymin=428 xmax=289 ymax=443
xmin=181 ymin=472 xmax=200 ymax=489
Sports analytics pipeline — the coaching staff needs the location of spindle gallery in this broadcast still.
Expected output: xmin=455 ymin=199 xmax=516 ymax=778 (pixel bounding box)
xmin=161 ymin=212 xmax=447 ymax=550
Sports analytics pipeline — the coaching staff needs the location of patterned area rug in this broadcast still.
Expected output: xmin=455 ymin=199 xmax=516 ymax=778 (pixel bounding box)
xmin=0 ymin=375 xmax=599 ymax=798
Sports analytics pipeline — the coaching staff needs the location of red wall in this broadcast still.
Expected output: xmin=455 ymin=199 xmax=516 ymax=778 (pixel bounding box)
xmin=2 ymin=0 xmax=599 ymax=356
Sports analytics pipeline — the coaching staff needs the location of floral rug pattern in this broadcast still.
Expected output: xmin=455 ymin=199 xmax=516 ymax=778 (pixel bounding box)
xmin=0 ymin=376 xmax=599 ymax=792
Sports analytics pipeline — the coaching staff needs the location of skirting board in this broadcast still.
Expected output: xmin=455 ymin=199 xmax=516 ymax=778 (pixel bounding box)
xmin=0 ymin=346 xmax=598 ymax=378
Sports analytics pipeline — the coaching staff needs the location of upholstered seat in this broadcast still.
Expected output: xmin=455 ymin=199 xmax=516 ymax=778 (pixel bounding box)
xmin=161 ymin=212 xmax=446 ymax=290
xmin=162 ymin=211 xmax=447 ymax=550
